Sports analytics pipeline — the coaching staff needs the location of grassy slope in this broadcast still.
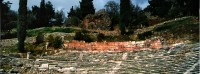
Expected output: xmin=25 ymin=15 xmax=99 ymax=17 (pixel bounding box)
xmin=137 ymin=16 xmax=199 ymax=43
xmin=1 ymin=27 xmax=82 ymax=39
xmin=27 ymin=27 xmax=81 ymax=37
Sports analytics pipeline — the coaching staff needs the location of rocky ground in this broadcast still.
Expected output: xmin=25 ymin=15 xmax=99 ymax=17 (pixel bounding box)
xmin=0 ymin=42 xmax=199 ymax=74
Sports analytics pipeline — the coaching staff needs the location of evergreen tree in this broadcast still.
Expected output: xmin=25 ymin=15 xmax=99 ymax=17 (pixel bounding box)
xmin=31 ymin=5 xmax=40 ymax=28
xmin=168 ymin=0 xmax=199 ymax=16
xmin=68 ymin=6 xmax=75 ymax=17
xmin=45 ymin=1 xmax=55 ymax=26
xmin=54 ymin=10 xmax=65 ymax=26
xmin=31 ymin=0 xmax=55 ymax=28
xmin=105 ymin=1 xmax=120 ymax=30
xmin=130 ymin=4 xmax=148 ymax=29
xmin=68 ymin=6 xmax=82 ymax=19
xmin=145 ymin=0 xmax=199 ymax=18
xmin=1 ymin=0 xmax=14 ymax=31
xmin=18 ymin=0 xmax=27 ymax=52
xmin=147 ymin=0 xmax=171 ymax=17
xmin=67 ymin=6 xmax=82 ymax=26
xmin=120 ymin=0 xmax=131 ymax=35
xmin=39 ymin=0 xmax=46 ymax=27
xmin=80 ymin=0 xmax=95 ymax=19
xmin=73 ymin=7 xmax=82 ymax=19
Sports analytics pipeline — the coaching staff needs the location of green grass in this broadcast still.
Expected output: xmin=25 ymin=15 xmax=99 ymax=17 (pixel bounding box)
xmin=153 ymin=17 xmax=194 ymax=32
xmin=2 ymin=27 xmax=82 ymax=39
xmin=27 ymin=27 xmax=81 ymax=37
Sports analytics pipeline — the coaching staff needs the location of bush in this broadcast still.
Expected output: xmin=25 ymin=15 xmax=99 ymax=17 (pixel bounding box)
xmin=97 ymin=33 xmax=105 ymax=42
xmin=74 ymin=31 xmax=84 ymax=41
xmin=53 ymin=36 xmax=64 ymax=48
xmin=104 ymin=36 xmax=118 ymax=41
xmin=35 ymin=33 xmax=45 ymax=44
xmin=47 ymin=35 xmax=64 ymax=48
xmin=74 ymin=31 xmax=95 ymax=42
xmin=25 ymin=43 xmax=44 ymax=55
xmin=138 ymin=31 xmax=153 ymax=40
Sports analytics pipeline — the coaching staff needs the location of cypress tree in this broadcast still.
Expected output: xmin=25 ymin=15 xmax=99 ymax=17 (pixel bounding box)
xmin=80 ymin=0 xmax=95 ymax=19
xmin=68 ymin=6 xmax=75 ymax=17
xmin=39 ymin=0 xmax=46 ymax=27
xmin=18 ymin=0 xmax=27 ymax=52
xmin=120 ymin=0 xmax=131 ymax=35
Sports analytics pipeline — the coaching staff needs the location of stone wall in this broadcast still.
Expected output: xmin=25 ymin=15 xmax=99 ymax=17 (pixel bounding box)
xmin=64 ymin=38 xmax=163 ymax=52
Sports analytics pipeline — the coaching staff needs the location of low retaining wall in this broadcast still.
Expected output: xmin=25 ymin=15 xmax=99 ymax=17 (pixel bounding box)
xmin=64 ymin=38 xmax=163 ymax=52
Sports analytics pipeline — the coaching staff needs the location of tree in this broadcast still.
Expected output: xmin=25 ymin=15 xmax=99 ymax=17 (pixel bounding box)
xmin=54 ymin=10 xmax=65 ymax=26
xmin=73 ymin=7 xmax=82 ymax=19
xmin=66 ymin=6 xmax=82 ymax=26
xmin=120 ymin=0 xmax=131 ymax=35
xmin=18 ymin=0 xmax=27 ymax=52
xmin=105 ymin=1 xmax=120 ymax=30
xmin=30 ymin=5 xmax=40 ymax=28
xmin=0 ymin=0 xmax=16 ymax=32
xmin=4 ymin=10 xmax=18 ymax=31
xmin=145 ymin=0 xmax=199 ymax=18
xmin=45 ymin=1 xmax=55 ymax=26
xmin=1 ymin=0 xmax=10 ymax=31
xmin=129 ymin=4 xmax=148 ymax=30
xmin=38 ymin=0 xmax=46 ymax=27
xmin=30 ymin=0 xmax=55 ymax=28
xmin=68 ymin=6 xmax=75 ymax=17
xmin=146 ymin=0 xmax=171 ymax=17
xmin=168 ymin=0 xmax=199 ymax=17
xmin=80 ymin=0 xmax=95 ymax=19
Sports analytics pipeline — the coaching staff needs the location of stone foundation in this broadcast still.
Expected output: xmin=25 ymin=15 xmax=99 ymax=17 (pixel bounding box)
xmin=64 ymin=38 xmax=163 ymax=52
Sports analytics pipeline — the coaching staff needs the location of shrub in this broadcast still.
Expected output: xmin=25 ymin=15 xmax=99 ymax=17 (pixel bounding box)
xmin=74 ymin=31 xmax=95 ymax=42
xmin=47 ymin=35 xmax=54 ymax=46
xmin=104 ymin=36 xmax=118 ymax=41
xmin=47 ymin=35 xmax=64 ymax=48
xmin=35 ymin=33 xmax=45 ymax=44
xmin=74 ymin=31 xmax=84 ymax=41
xmin=138 ymin=31 xmax=153 ymax=40
xmin=25 ymin=43 xmax=44 ymax=55
xmin=53 ymin=36 xmax=64 ymax=48
xmin=97 ymin=33 xmax=105 ymax=42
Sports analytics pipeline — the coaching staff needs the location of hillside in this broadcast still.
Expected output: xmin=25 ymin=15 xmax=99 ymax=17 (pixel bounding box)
xmin=135 ymin=16 xmax=199 ymax=43
xmin=1 ymin=16 xmax=199 ymax=49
